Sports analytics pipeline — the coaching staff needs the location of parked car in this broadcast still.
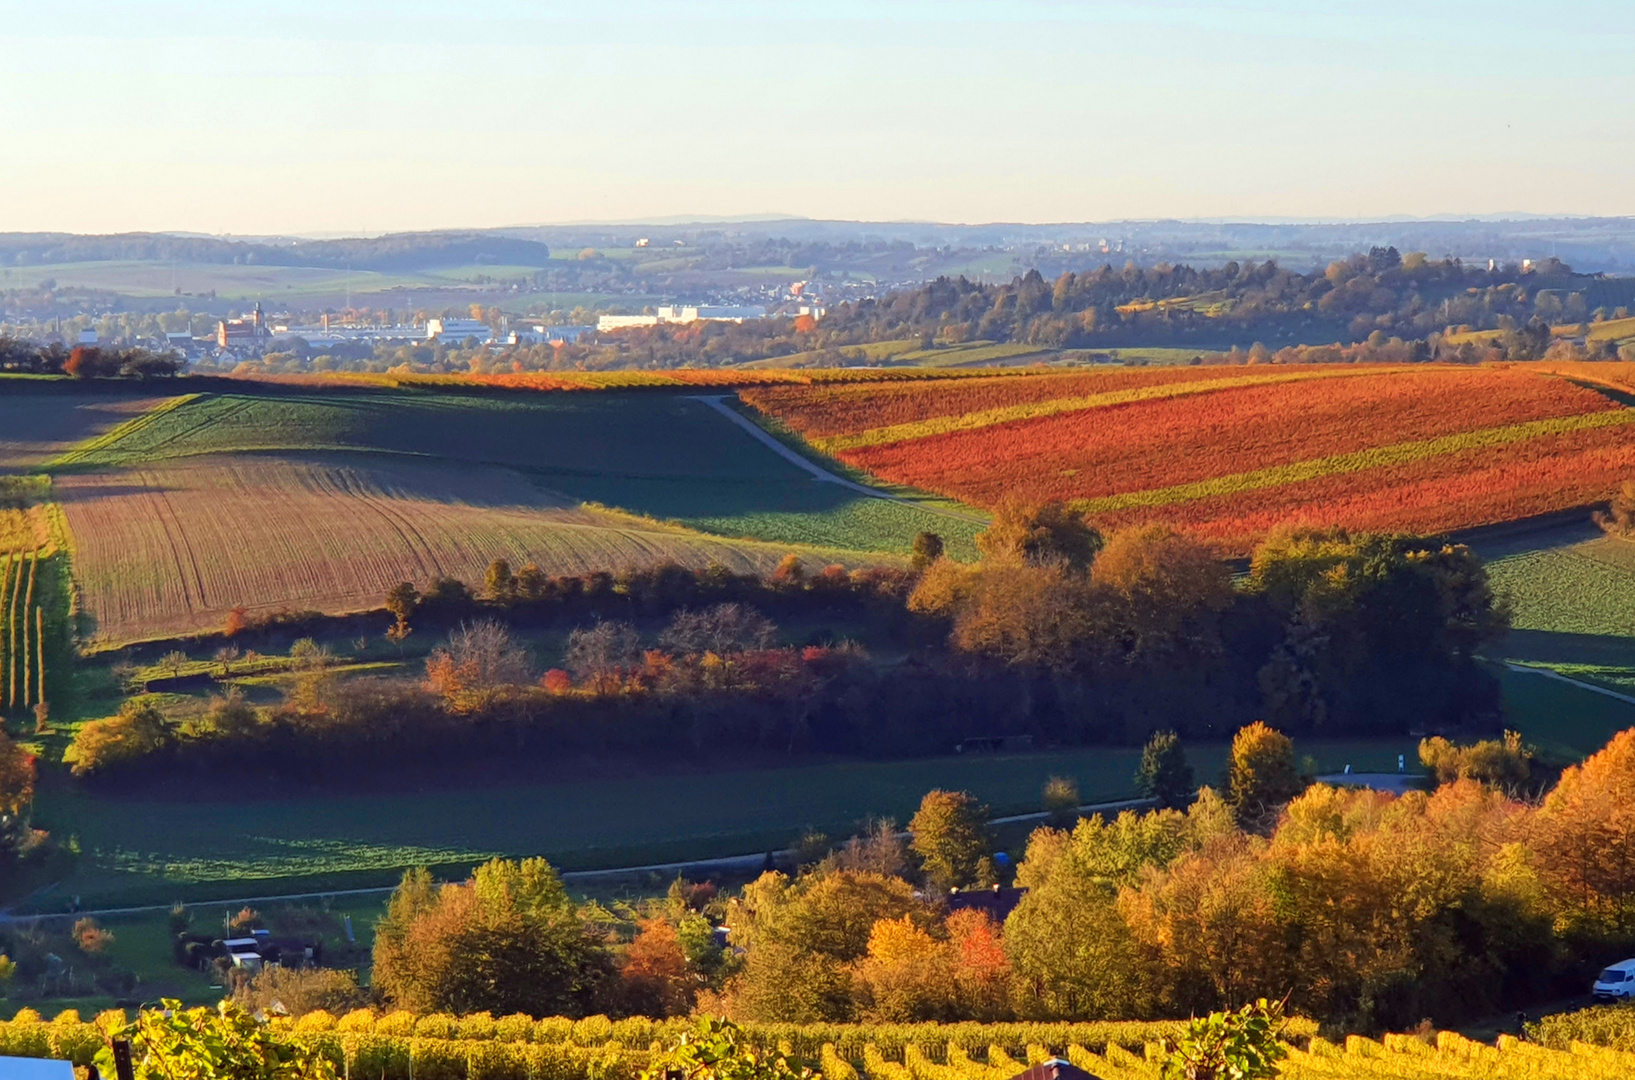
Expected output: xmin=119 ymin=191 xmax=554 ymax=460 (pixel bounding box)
xmin=1592 ymin=958 xmax=1635 ymax=1002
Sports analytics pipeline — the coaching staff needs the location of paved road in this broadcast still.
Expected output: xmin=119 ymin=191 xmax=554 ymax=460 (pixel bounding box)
xmin=1504 ymin=661 xmax=1635 ymax=706
xmin=686 ymin=394 xmax=986 ymax=524
xmin=0 ymin=798 xmax=1154 ymax=922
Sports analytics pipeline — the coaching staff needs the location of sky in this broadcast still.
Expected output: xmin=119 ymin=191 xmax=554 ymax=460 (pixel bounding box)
xmin=2 ymin=0 xmax=1633 ymax=235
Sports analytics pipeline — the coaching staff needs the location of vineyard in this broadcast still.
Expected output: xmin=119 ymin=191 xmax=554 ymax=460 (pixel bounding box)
xmin=2 ymin=1008 xmax=1631 ymax=1080
xmin=0 ymin=502 xmax=68 ymax=722
xmin=743 ymin=364 xmax=1635 ymax=550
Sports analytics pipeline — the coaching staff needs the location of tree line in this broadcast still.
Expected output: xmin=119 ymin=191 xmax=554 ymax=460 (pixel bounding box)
xmin=0 ymin=339 xmax=180 ymax=377
xmin=67 ymin=504 xmax=1509 ymax=781
xmin=259 ymin=721 xmax=1635 ymax=1033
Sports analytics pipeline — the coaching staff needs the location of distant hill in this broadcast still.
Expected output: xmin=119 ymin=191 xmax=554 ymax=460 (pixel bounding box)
xmin=0 ymin=231 xmax=553 ymax=272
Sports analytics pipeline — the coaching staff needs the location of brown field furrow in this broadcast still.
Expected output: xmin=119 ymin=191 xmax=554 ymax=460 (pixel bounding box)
xmin=54 ymin=454 xmax=855 ymax=645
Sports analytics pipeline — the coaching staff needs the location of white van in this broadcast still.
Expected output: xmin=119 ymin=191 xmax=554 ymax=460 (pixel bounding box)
xmin=1593 ymin=958 xmax=1635 ymax=1002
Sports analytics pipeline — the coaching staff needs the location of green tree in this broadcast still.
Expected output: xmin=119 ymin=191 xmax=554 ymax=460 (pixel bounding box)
xmin=1137 ymin=730 xmax=1196 ymax=810
xmin=910 ymin=531 xmax=945 ymax=572
xmin=909 ymin=789 xmax=991 ymax=892
xmin=1227 ymin=722 xmax=1304 ymax=830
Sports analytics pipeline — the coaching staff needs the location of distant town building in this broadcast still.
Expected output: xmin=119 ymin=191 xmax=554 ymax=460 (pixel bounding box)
xmin=508 ymin=324 xmax=595 ymax=345
xmin=597 ymin=314 xmax=661 ymax=331
xmin=656 ymin=305 xmax=767 ymax=324
xmin=425 ymin=318 xmax=493 ymax=342
xmin=76 ymin=329 xmax=98 ymax=346
xmin=216 ymin=302 xmax=270 ymax=349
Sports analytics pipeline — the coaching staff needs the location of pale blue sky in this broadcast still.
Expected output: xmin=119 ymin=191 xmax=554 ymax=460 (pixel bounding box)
xmin=2 ymin=1 xmax=1632 ymax=234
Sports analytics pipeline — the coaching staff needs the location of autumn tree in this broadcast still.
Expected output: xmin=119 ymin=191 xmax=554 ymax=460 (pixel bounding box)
xmin=1091 ymin=526 xmax=1232 ymax=660
xmin=1419 ymin=731 xmax=1532 ymax=791
xmin=385 ymin=581 xmax=419 ymax=633
xmin=619 ymin=916 xmax=697 ymax=1017
xmin=68 ymin=699 xmax=169 ymax=776
xmin=484 ymin=558 xmax=516 ymax=603
xmin=372 ymin=858 xmax=614 ymax=1017
xmin=1226 ymin=722 xmax=1304 ymax=830
xmin=721 ymin=869 xmax=921 ymax=1021
xmin=0 ymin=731 xmax=36 ymax=856
xmin=660 ymin=604 xmax=777 ymax=655
xmin=853 ymin=914 xmax=954 ymax=1020
xmin=1532 ymin=728 xmax=1635 ymax=938
xmin=909 ymin=789 xmax=992 ymax=892
xmin=564 ymin=620 xmax=643 ymax=685
xmin=423 ymin=619 xmax=532 ymax=712
xmin=1137 ymin=730 xmax=1196 ymax=810
xmin=977 ymin=496 xmax=1103 ymax=571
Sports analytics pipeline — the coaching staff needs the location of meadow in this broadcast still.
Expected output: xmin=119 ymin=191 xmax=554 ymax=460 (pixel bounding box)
xmin=26 ymin=737 xmax=1430 ymax=908
xmin=16 ymin=385 xmax=983 ymax=645
xmin=744 ymin=364 xmax=1635 ymax=550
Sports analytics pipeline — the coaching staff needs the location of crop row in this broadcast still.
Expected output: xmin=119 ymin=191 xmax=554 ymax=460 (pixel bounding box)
xmin=3 ymin=1013 xmax=1625 ymax=1080
xmin=0 ymin=548 xmax=49 ymax=712
xmin=739 ymin=365 xmax=1284 ymax=440
xmin=1086 ymin=425 xmax=1635 ymax=548
xmin=57 ymin=456 xmax=833 ymax=646
xmin=1072 ymin=407 xmax=1635 ymax=515
xmin=836 ymin=366 xmax=1618 ymax=507
xmin=806 ymin=368 xmax=1401 ymax=453
xmin=232 ymin=367 xmax=1031 ymax=395
xmin=0 ymin=1008 xmax=1220 ymax=1056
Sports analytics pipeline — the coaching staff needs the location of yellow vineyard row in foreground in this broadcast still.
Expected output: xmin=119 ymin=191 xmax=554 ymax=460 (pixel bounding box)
xmin=3 ymin=1011 xmax=1628 ymax=1080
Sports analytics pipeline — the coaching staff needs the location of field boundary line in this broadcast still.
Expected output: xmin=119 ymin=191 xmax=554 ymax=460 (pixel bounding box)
xmin=0 ymin=798 xmax=1154 ymax=920
xmin=1068 ymin=407 xmax=1635 ymax=515
xmin=816 ymin=366 xmax=1412 ymax=452
xmin=41 ymin=393 xmax=201 ymax=470
xmin=686 ymin=394 xmax=986 ymax=524
xmin=1503 ymin=661 xmax=1635 ymax=706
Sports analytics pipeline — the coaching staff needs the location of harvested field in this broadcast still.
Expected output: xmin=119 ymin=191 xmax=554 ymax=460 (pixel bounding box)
xmin=0 ymin=391 xmax=181 ymax=471
xmin=744 ymin=364 xmax=1635 ymax=550
xmin=57 ymin=454 xmax=884 ymax=645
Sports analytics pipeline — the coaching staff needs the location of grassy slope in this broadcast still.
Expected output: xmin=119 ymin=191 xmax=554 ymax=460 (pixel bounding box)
xmin=1482 ymin=533 xmax=1635 ymax=756
xmin=30 ymin=737 xmax=1421 ymax=909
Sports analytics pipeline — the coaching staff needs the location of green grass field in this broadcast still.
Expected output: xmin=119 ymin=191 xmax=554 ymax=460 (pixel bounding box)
xmin=26 ymin=736 xmax=1422 ymax=910
xmin=1478 ymin=531 xmax=1635 ymax=755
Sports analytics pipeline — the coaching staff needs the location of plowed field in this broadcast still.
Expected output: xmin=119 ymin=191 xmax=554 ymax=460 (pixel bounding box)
xmin=57 ymin=455 xmax=872 ymax=645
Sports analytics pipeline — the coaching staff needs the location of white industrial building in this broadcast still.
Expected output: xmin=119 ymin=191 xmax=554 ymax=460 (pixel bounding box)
xmin=425 ymin=318 xmax=494 ymax=342
xmin=597 ymin=305 xmax=767 ymax=332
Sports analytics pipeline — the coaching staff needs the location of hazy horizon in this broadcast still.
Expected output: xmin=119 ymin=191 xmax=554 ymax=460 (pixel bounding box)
xmin=4 ymin=0 xmax=1634 ymax=236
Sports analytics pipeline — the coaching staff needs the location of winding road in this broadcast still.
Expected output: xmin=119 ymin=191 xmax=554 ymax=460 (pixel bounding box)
xmin=686 ymin=394 xmax=986 ymax=524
